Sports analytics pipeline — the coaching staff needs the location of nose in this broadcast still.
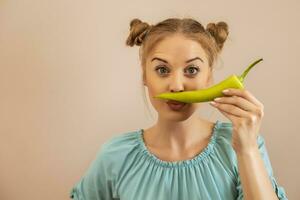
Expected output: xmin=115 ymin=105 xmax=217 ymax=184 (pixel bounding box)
xmin=169 ymin=73 xmax=185 ymax=93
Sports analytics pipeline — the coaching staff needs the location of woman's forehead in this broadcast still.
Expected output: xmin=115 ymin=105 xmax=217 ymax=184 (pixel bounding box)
xmin=148 ymin=35 xmax=208 ymax=63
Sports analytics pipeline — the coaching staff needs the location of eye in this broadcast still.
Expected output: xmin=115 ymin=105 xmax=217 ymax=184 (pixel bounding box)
xmin=155 ymin=65 xmax=169 ymax=75
xmin=185 ymin=65 xmax=200 ymax=75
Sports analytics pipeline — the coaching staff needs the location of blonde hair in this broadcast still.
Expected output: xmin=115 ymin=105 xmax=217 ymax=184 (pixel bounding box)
xmin=125 ymin=17 xmax=229 ymax=119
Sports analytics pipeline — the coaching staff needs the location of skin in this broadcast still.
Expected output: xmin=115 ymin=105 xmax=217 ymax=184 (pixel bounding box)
xmin=211 ymin=89 xmax=278 ymax=199
xmin=142 ymin=33 xmax=216 ymax=161
xmin=141 ymin=34 xmax=279 ymax=199
xmin=154 ymin=58 xmax=263 ymax=103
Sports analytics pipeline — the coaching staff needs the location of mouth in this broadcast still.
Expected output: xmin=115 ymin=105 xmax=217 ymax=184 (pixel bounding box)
xmin=166 ymin=100 xmax=187 ymax=111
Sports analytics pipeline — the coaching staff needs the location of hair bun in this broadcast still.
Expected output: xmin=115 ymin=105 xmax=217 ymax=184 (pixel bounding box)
xmin=206 ymin=21 xmax=229 ymax=50
xmin=126 ymin=18 xmax=152 ymax=47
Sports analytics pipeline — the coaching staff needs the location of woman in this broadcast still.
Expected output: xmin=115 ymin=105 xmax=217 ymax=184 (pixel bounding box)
xmin=70 ymin=18 xmax=288 ymax=200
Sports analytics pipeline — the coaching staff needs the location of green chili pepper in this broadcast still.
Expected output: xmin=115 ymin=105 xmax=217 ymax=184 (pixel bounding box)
xmin=154 ymin=58 xmax=263 ymax=103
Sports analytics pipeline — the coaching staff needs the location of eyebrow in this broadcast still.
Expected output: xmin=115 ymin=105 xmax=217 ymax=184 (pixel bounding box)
xmin=151 ymin=56 xmax=204 ymax=64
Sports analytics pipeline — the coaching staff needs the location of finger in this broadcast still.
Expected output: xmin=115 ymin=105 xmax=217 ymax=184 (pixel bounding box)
xmin=213 ymin=96 xmax=256 ymax=112
xmin=210 ymin=102 xmax=249 ymax=118
xmin=217 ymin=107 xmax=240 ymax=122
xmin=211 ymin=102 xmax=241 ymax=123
xmin=222 ymin=88 xmax=263 ymax=107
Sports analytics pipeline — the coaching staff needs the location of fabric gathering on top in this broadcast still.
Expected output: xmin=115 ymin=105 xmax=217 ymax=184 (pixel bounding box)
xmin=70 ymin=120 xmax=288 ymax=200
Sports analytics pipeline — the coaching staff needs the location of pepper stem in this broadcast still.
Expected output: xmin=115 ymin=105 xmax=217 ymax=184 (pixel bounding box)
xmin=238 ymin=58 xmax=263 ymax=83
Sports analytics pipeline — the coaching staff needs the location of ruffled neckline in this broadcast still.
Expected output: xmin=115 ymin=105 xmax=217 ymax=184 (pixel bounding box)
xmin=137 ymin=120 xmax=221 ymax=168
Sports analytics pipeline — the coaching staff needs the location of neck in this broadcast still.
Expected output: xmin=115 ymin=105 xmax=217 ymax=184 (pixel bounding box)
xmin=149 ymin=115 xmax=213 ymax=151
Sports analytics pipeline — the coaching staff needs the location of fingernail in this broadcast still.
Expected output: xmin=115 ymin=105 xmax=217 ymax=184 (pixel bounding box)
xmin=222 ymin=89 xmax=229 ymax=93
xmin=210 ymin=101 xmax=217 ymax=105
xmin=214 ymin=97 xmax=221 ymax=101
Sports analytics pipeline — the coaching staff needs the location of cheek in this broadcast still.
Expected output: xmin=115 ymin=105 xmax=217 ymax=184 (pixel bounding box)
xmin=146 ymin=86 xmax=169 ymax=111
xmin=145 ymin=85 xmax=161 ymax=105
xmin=147 ymin=85 xmax=156 ymax=98
xmin=146 ymin=79 xmax=163 ymax=97
xmin=187 ymin=103 xmax=200 ymax=110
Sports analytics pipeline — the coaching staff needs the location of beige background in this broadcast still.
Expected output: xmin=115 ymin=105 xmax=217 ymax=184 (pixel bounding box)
xmin=0 ymin=0 xmax=299 ymax=199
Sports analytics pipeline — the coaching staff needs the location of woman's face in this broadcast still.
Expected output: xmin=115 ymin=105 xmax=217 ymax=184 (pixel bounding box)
xmin=143 ymin=34 xmax=213 ymax=121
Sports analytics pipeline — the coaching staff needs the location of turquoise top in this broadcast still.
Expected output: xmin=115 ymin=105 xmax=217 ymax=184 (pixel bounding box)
xmin=70 ymin=120 xmax=288 ymax=200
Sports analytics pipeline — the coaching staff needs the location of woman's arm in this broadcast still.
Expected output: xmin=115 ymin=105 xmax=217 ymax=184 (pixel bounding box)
xmin=236 ymin=148 xmax=279 ymax=200
xmin=210 ymin=88 xmax=287 ymax=199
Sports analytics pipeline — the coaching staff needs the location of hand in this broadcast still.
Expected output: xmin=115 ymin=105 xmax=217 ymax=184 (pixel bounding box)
xmin=209 ymin=88 xmax=265 ymax=154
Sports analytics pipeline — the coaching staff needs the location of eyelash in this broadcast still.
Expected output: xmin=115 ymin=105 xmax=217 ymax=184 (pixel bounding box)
xmin=155 ymin=65 xmax=200 ymax=76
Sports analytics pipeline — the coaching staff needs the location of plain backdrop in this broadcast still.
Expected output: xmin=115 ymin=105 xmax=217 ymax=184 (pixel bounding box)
xmin=0 ymin=0 xmax=299 ymax=199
